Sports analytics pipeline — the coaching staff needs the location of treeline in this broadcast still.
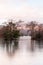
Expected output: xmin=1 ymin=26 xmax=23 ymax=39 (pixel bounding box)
xmin=2 ymin=22 xmax=20 ymax=41
xmin=29 ymin=21 xmax=43 ymax=40
xmin=0 ymin=19 xmax=43 ymax=40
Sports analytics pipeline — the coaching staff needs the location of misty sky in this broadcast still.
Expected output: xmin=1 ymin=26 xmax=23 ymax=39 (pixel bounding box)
xmin=0 ymin=0 xmax=43 ymax=24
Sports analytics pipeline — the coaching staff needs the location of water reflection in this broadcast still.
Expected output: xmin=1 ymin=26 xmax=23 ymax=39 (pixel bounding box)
xmin=0 ymin=36 xmax=43 ymax=65
xmin=0 ymin=38 xmax=19 ymax=56
xmin=35 ymin=40 xmax=43 ymax=49
xmin=30 ymin=40 xmax=35 ymax=52
xmin=0 ymin=36 xmax=43 ymax=56
xmin=30 ymin=39 xmax=43 ymax=52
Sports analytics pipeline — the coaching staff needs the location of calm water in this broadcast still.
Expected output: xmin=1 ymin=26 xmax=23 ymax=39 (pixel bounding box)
xmin=0 ymin=36 xmax=43 ymax=65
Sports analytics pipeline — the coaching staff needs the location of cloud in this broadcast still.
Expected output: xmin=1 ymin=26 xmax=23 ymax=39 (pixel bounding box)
xmin=0 ymin=0 xmax=27 ymax=4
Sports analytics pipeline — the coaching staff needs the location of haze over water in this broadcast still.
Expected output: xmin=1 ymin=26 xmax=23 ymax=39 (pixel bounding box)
xmin=0 ymin=36 xmax=43 ymax=65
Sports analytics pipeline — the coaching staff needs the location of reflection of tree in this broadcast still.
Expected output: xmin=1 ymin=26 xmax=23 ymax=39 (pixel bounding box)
xmin=14 ymin=38 xmax=19 ymax=49
xmin=3 ymin=38 xmax=19 ymax=56
xmin=36 ymin=40 xmax=43 ymax=49
xmin=30 ymin=40 xmax=35 ymax=52
xmin=31 ymin=40 xmax=43 ymax=51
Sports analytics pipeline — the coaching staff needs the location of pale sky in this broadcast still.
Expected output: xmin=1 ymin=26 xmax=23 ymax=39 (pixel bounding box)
xmin=0 ymin=0 xmax=43 ymax=24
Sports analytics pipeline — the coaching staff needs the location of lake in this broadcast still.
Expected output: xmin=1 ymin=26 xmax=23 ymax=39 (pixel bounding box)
xmin=0 ymin=36 xmax=43 ymax=65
